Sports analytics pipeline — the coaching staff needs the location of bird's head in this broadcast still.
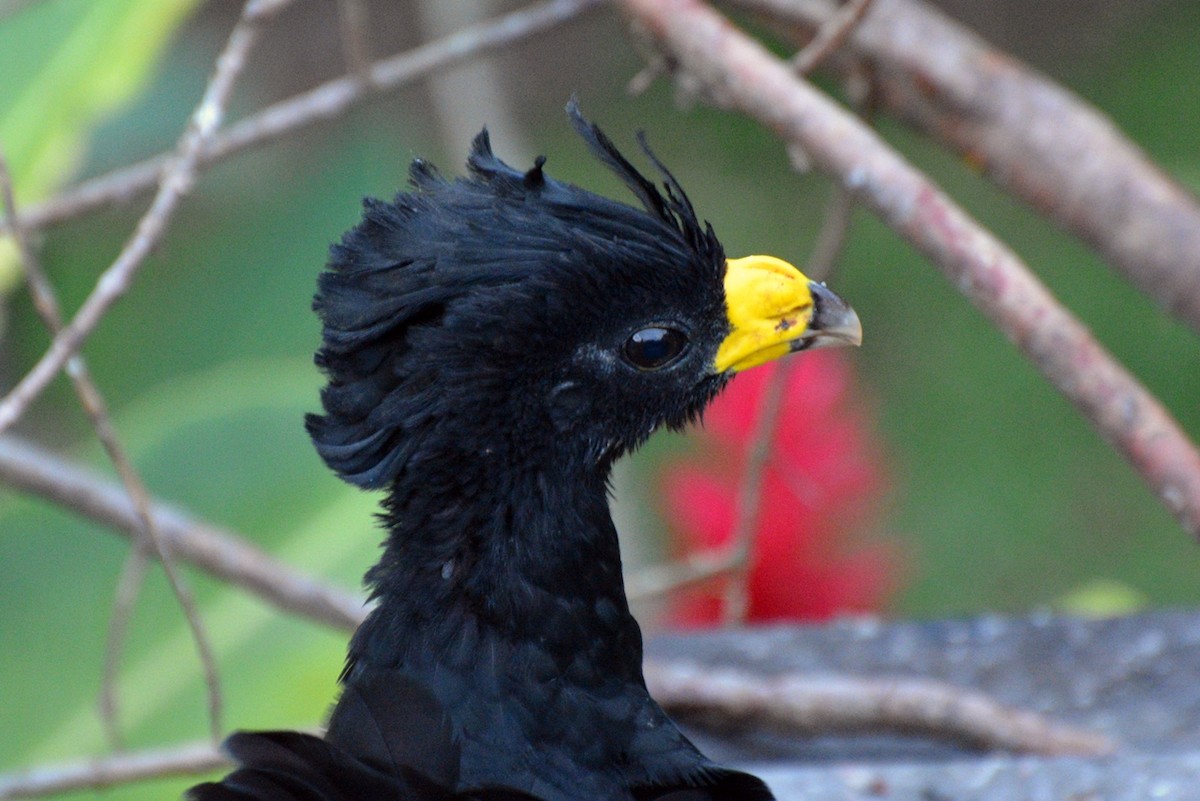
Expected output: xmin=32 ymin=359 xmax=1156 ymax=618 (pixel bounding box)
xmin=307 ymin=104 xmax=861 ymax=489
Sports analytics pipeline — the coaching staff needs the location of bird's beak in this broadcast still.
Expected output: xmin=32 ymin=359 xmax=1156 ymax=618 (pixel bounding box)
xmin=714 ymin=255 xmax=863 ymax=374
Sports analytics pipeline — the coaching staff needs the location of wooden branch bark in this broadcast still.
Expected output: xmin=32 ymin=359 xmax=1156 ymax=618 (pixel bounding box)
xmin=0 ymin=741 xmax=228 ymax=800
xmin=0 ymin=2 xmax=1148 ymax=795
xmin=645 ymin=661 xmax=1115 ymax=756
xmin=0 ymin=436 xmax=366 ymax=631
xmin=0 ymin=0 xmax=603 ymax=237
xmin=0 ymin=432 xmax=1109 ymax=787
xmin=732 ymin=0 xmax=1200 ymax=335
xmin=0 ymin=151 xmax=223 ymax=748
xmin=0 ymin=0 xmax=293 ymax=435
xmin=617 ymin=0 xmax=1200 ymax=540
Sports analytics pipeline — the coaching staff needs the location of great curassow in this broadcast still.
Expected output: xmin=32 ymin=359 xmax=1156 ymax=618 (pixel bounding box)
xmin=187 ymin=103 xmax=862 ymax=801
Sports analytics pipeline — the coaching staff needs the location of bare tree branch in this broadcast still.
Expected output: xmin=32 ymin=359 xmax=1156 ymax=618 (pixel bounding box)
xmin=0 ymin=0 xmax=604 ymax=238
xmin=100 ymin=548 xmax=153 ymax=747
xmin=0 ymin=0 xmax=45 ymax=23
xmin=0 ymin=152 xmax=223 ymax=747
xmin=720 ymin=358 xmax=792 ymax=624
xmin=644 ymin=661 xmax=1116 ymax=756
xmin=5 ymin=0 xmax=303 ymax=735
xmin=720 ymin=0 xmax=873 ymax=627
xmin=0 ymin=432 xmax=1113 ymax=791
xmin=0 ymin=2 xmax=1170 ymax=793
xmin=0 ymin=656 xmax=1114 ymax=801
xmin=0 ymin=740 xmax=229 ymax=800
xmin=733 ymin=0 xmax=1200 ymax=336
xmin=787 ymin=0 xmax=873 ymax=75
xmin=0 ymin=435 xmax=367 ymax=631
xmin=713 ymin=175 xmax=860 ymax=623
xmin=336 ymin=0 xmax=372 ymax=83
xmin=627 ymin=179 xmax=857 ymax=610
xmin=0 ymin=0 xmax=293 ymax=434
xmin=641 ymin=0 xmax=872 ymax=625
xmin=617 ymin=0 xmax=1200 ymax=540
xmin=627 ymin=549 xmax=735 ymax=602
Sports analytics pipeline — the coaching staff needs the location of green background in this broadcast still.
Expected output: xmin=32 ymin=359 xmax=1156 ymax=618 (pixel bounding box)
xmin=2 ymin=1 xmax=1198 ymax=797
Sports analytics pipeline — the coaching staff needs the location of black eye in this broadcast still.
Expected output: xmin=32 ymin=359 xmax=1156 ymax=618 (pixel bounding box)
xmin=624 ymin=327 xmax=689 ymax=370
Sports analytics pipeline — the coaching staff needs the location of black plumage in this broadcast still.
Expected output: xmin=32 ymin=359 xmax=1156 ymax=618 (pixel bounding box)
xmin=188 ymin=103 xmax=860 ymax=801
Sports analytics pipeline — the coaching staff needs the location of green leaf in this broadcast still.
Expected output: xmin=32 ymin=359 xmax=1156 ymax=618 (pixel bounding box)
xmin=1055 ymin=578 xmax=1148 ymax=618
xmin=0 ymin=0 xmax=199 ymax=289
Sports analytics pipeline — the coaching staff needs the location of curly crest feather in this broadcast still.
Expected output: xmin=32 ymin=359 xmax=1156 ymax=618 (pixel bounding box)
xmin=305 ymin=104 xmax=724 ymax=489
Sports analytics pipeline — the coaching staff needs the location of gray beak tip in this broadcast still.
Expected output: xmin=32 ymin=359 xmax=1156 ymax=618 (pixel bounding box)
xmin=801 ymin=281 xmax=862 ymax=350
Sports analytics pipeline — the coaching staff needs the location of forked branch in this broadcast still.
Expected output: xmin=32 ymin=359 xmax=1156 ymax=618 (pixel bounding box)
xmin=732 ymin=0 xmax=1200 ymax=336
xmin=618 ymin=0 xmax=1200 ymax=540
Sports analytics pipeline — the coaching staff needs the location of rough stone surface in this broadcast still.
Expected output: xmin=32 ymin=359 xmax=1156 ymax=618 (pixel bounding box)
xmin=647 ymin=609 xmax=1200 ymax=800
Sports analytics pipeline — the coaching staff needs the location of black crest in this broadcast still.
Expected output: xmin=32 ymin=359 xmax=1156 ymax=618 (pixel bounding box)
xmin=306 ymin=103 xmax=725 ymax=489
xmin=565 ymin=98 xmax=721 ymax=264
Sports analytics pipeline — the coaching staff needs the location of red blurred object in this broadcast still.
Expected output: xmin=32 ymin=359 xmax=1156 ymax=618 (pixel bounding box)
xmin=661 ymin=351 xmax=901 ymax=625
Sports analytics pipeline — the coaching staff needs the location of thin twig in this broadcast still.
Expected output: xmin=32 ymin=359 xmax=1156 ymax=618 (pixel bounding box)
xmin=619 ymin=0 xmax=1200 ymax=540
xmin=630 ymin=293 xmax=848 ymax=609
xmin=0 ymin=661 xmax=1114 ymax=800
xmin=0 ymin=434 xmax=1116 ymax=785
xmin=0 ymin=740 xmax=229 ymax=800
xmin=0 ymin=0 xmax=603 ymax=238
xmin=0 ymin=2 xmax=1153 ymax=790
xmin=0 ymin=0 xmax=295 ymax=742
xmin=629 ymin=182 xmax=855 ymax=609
xmin=0 ymin=0 xmax=43 ymax=22
xmin=735 ymin=0 xmax=1200 ymax=337
xmin=788 ymin=0 xmax=874 ymax=75
xmin=627 ymin=549 xmax=738 ymax=602
xmin=336 ymin=0 xmax=373 ymax=82
xmin=720 ymin=359 xmax=793 ymax=625
xmin=0 ymin=0 xmax=293 ymax=435
xmin=0 ymin=665 xmax=1115 ymax=801
xmin=0 ymin=435 xmax=367 ymax=631
xmin=717 ymin=188 xmax=858 ymax=623
xmin=689 ymin=0 xmax=874 ymax=624
xmin=805 ymin=184 xmax=855 ymax=283
xmin=99 ymin=547 xmax=151 ymax=748
xmin=801 ymin=64 xmax=875 ymax=283
xmin=644 ymin=661 xmax=1116 ymax=756
xmin=418 ymin=1 xmax=534 ymax=162
xmin=0 ymin=153 xmax=223 ymax=746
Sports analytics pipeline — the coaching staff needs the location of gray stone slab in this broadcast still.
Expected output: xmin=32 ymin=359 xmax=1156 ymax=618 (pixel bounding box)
xmin=753 ymin=754 xmax=1200 ymax=801
xmin=647 ymin=610 xmax=1200 ymax=799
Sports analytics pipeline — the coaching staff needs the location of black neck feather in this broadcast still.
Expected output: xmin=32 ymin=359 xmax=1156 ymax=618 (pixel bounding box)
xmin=345 ymin=455 xmax=644 ymax=689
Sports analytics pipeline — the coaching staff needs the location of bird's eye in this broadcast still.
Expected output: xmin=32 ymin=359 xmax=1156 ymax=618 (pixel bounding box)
xmin=623 ymin=327 xmax=689 ymax=370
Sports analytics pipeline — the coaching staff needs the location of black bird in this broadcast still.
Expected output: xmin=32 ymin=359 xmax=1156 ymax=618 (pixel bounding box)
xmin=188 ymin=104 xmax=861 ymax=801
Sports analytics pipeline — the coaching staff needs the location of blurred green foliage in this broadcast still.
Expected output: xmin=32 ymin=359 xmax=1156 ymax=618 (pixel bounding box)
xmin=1 ymin=3 xmax=1199 ymax=798
xmin=0 ymin=0 xmax=198 ymax=289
